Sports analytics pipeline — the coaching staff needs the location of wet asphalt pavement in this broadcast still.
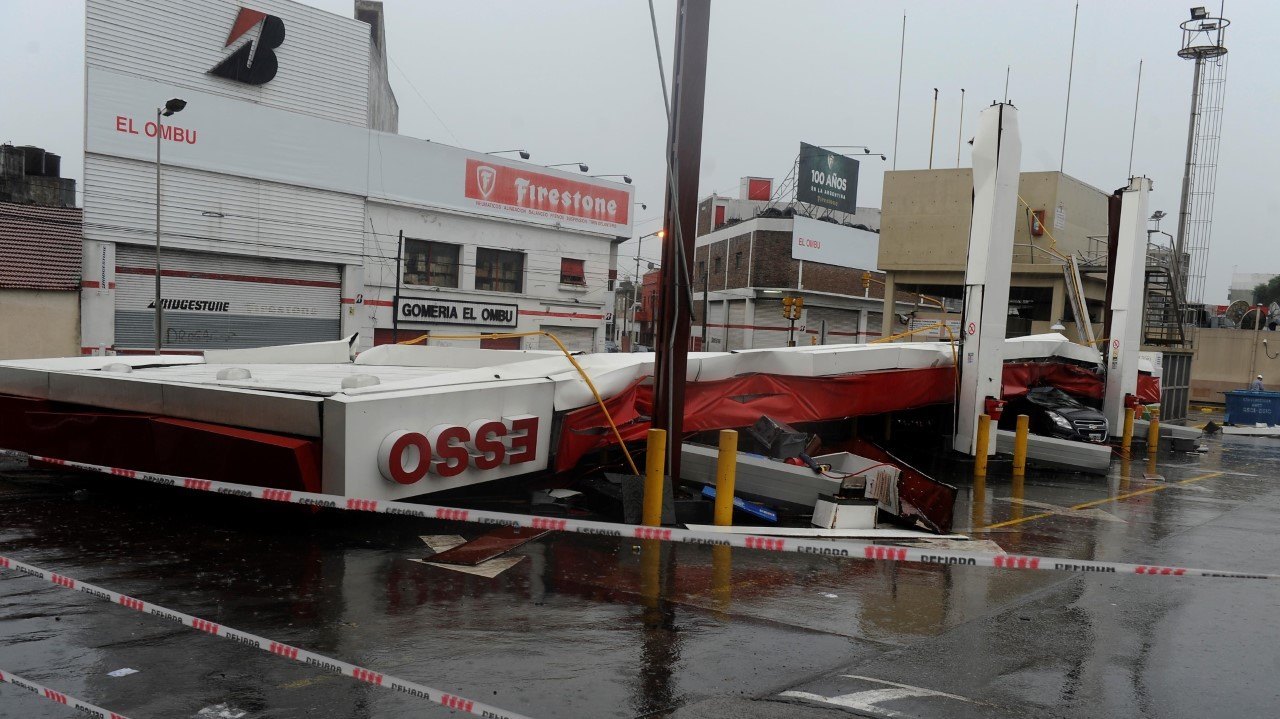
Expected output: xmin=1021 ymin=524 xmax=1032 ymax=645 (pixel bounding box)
xmin=2 ymin=424 xmax=1279 ymax=718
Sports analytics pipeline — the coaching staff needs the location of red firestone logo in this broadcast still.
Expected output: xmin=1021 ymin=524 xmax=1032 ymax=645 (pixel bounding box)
xmin=464 ymin=160 xmax=629 ymax=227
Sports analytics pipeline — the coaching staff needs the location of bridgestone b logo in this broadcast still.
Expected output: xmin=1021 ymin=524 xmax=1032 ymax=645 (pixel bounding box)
xmin=209 ymin=7 xmax=285 ymax=86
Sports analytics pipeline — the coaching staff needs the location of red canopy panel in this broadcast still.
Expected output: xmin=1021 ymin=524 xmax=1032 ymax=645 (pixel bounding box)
xmin=0 ymin=395 xmax=321 ymax=493
xmin=555 ymin=366 xmax=957 ymax=472
xmin=1136 ymin=373 xmax=1161 ymax=404
xmin=1001 ymin=361 xmax=1104 ymax=400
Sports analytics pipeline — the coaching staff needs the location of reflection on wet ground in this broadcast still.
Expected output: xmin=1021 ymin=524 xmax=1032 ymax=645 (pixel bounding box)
xmin=2 ymin=429 xmax=1280 ymax=718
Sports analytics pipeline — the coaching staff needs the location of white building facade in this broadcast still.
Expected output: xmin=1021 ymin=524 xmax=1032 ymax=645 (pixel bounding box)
xmin=81 ymin=0 xmax=629 ymax=356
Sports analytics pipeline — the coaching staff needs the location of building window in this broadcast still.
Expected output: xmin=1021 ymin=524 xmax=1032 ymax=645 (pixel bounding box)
xmin=475 ymin=248 xmax=525 ymax=293
xmin=713 ymin=256 xmax=723 ymax=273
xmin=734 ymin=252 xmax=743 ymax=269
xmin=698 ymin=260 xmax=706 ymax=278
xmin=403 ymin=239 xmax=460 ymax=288
xmin=560 ymin=257 xmax=586 ymax=286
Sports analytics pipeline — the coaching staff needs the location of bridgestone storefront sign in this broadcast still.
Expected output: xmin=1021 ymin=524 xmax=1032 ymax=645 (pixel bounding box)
xmin=797 ymin=142 xmax=860 ymax=214
xmin=397 ymin=297 xmax=519 ymax=328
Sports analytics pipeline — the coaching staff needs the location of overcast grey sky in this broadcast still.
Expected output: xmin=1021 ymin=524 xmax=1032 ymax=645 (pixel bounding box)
xmin=4 ymin=0 xmax=1278 ymax=301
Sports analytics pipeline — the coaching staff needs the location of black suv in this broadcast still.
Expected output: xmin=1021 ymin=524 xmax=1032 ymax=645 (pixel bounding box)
xmin=1000 ymin=386 xmax=1109 ymax=444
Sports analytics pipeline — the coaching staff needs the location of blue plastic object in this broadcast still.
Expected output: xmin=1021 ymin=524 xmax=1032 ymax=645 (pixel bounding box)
xmin=700 ymin=485 xmax=779 ymax=523
xmin=1223 ymin=390 xmax=1280 ymax=426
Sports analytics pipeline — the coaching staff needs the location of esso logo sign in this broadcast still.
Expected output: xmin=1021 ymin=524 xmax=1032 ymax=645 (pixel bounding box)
xmin=377 ymin=415 xmax=539 ymax=484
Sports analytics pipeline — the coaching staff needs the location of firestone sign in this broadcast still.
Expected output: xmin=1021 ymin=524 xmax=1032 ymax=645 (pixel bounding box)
xmin=464 ymin=160 xmax=630 ymax=230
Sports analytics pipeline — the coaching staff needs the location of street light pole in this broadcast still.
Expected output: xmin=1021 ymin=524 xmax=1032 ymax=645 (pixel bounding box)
xmin=154 ymin=106 xmax=163 ymax=354
xmin=154 ymin=98 xmax=186 ymax=354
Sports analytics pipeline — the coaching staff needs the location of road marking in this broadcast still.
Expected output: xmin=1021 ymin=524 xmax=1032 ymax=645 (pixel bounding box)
xmin=977 ymin=471 xmax=1224 ymax=530
xmin=780 ymin=675 xmax=974 ymax=717
xmin=997 ymin=497 xmax=1125 ymax=523
xmin=840 ymin=675 xmax=974 ymax=702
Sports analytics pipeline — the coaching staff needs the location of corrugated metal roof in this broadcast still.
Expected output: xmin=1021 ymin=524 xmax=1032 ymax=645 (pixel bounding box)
xmin=0 ymin=202 xmax=82 ymax=291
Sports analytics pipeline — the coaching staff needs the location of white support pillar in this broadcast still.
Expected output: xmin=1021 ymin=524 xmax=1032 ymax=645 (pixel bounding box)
xmin=81 ymin=240 xmax=116 ymax=355
xmin=340 ymin=263 xmax=368 ymax=350
xmin=954 ymin=103 xmax=1022 ymax=456
xmin=1103 ymin=176 xmax=1152 ymax=432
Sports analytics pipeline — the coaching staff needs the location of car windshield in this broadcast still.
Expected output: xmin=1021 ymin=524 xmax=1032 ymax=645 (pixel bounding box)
xmin=1025 ymin=387 xmax=1084 ymax=410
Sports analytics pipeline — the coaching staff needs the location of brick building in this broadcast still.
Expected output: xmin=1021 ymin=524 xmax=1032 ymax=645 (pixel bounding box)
xmin=690 ymin=182 xmax=919 ymax=350
xmin=0 ymin=145 xmax=82 ymax=359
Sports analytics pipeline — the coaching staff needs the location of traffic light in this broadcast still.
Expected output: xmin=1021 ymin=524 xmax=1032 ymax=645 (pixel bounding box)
xmin=862 ymin=271 xmax=871 ymax=290
xmin=793 ymin=297 xmax=804 ymax=317
xmin=782 ymin=296 xmax=803 ymax=320
xmin=781 ymin=296 xmax=793 ymax=318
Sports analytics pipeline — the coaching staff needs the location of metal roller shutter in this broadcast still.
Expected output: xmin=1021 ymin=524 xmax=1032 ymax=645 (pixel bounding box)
xmin=866 ymin=311 xmax=885 ymax=340
xmin=805 ymin=306 xmax=860 ymax=345
xmin=114 ymin=246 xmax=341 ymax=350
xmin=538 ymin=325 xmax=597 ymax=353
xmin=705 ymin=300 xmax=727 ymax=351
xmin=727 ymin=300 xmax=746 ymax=351
xmin=751 ymin=299 xmax=790 ymax=349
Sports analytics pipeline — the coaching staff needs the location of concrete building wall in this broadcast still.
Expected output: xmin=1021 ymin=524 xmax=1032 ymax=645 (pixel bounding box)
xmin=1190 ymin=327 xmax=1280 ymax=403
xmin=879 ymin=169 xmax=1109 ymax=272
xmin=356 ymin=0 xmax=399 ymax=133
xmin=878 ymin=169 xmax=1111 ymax=339
xmin=0 ymin=290 xmax=79 ymax=359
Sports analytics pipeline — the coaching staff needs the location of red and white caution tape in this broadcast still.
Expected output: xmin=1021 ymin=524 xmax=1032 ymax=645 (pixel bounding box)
xmin=0 ymin=555 xmax=533 ymax=719
xmin=24 ymin=453 xmax=1280 ymax=581
xmin=0 ymin=667 xmax=130 ymax=718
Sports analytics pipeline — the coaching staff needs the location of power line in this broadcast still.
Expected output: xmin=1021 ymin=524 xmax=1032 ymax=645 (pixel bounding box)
xmin=388 ymin=56 xmax=462 ymax=146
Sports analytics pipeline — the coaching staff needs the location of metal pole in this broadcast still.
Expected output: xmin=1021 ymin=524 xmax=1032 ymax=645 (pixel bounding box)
xmin=154 ymin=107 xmax=163 ymax=355
xmin=928 ymin=88 xmax=938 ymax=169
xmin=701 ymin=266 xmax=709 ymax=348
xmin=393 ymin=230 xmax=403 ymax=343
xmin=956 ymin=88 xmax=965 ymax=168
xmin=1059 ymin=1 xmax=1079 ymax=173
xmin=653 ymin=0 xmax=711 ymax=485
xmin=1174 ymin=57 xmax=1204 ymax=262
xmin=1127 ymin=60 xmax=1144 ymax=177
xmin=891 ymin=13 xmax=906 ymax=170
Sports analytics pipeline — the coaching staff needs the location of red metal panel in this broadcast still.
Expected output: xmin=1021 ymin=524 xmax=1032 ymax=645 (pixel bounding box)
xmin=427 ymin=526 xmax=550 ymax=566
xmin=0 ymin=395 xmax=321 ymax=493
xmin=555 ymin=366 xmax=957 ymax=472
xmin=747 ymin=178 xmax=772 ymax=201
xmin=1001 ymin=361 xmax=1104 ymax=400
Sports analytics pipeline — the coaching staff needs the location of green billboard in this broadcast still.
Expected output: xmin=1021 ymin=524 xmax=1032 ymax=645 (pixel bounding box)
xmin=797 ymin=142 xmax=859 ymax=213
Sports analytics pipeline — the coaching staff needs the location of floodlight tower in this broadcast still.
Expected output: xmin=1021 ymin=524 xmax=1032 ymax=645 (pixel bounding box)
xmin=1173 ymin=6 xmax=1229 ymax=314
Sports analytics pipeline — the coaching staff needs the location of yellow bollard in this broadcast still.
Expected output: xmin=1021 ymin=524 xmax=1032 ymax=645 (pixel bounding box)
xmin=1121 ymin=407 xmax=1135 ymax=457
xmin=1147 ymin=408 xmax=1160 ymax=456
xmin=642 ymin=428 xmax=667 ymax=527
xmin=1012 ymin=414 xmax=1029 ymax=477
xmin=713 ymin=429 xmax=739 ymax=526
xmin=973 ymin=414 xmax=991 ymax=478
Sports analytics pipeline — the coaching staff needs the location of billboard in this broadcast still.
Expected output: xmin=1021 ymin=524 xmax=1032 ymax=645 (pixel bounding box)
xmin=797 ymin=143 xmax=859 ymax=213
xmin=791 ymin=215 xmax=879 ymax=270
